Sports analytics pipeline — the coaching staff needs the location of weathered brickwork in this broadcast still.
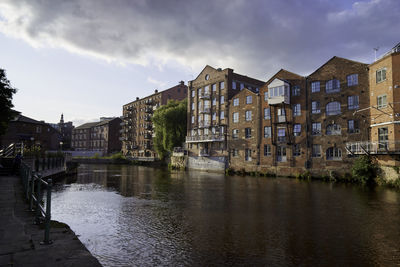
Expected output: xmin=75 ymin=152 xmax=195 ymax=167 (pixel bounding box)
xmin=186 ymin=65 xmax=264 ymax=170
xmin=307 ymin=57 xmax=369 ymax=175
xmin=368 ymin=48 xmax=400 ymax=166
xmin=121 ymin=82 xmax=187 ymax=159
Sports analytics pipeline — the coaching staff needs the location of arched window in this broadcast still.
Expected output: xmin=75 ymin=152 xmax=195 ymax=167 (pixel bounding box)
xmin=326 ymin=124 xmax=341 ymax=135
xmin=326 ymin=79 xmax=340 ymax=93
xmin=326 ymin=147 xmax=342 ymax=160
xmin=326 ymin=101 xmax=341 ymax=115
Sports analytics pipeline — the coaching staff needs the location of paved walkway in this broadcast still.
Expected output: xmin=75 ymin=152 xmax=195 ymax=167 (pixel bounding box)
xmin=0 ymin=175 xmax=102 ymax=267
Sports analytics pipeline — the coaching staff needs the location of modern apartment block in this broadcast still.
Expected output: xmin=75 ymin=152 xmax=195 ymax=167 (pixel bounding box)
xmin=347 ymin=42 xmax=400 ymax=166
xmin=185 ymin=65 xmax=265 ymax=171
xmin=121 ymin=82 xmax=187 ymax=159
xmin=71 ymin=117 xmax=122 ymax=155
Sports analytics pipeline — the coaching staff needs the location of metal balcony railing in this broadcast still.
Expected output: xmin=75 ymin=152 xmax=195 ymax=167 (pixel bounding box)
xmin=198 ymin=121 xmax=211 ymax=128
xmin=345 ymin=141 xmax=400 ymax=155
xmin=199 ymin=107 xmax=211 ymax=113
xmin=199 ymin=149 xmax=209 ymax=156
xmin=185 ymin=134 xmax=224 ymax=143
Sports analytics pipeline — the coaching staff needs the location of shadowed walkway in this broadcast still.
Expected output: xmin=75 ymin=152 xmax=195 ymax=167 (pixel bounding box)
xmin=0 ymin=175 xmax=102 ymax=267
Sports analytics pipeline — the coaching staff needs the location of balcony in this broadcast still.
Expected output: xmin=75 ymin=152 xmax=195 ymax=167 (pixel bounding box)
xmin=199 ymin=149 xmax=209 ymax=157
xmin=277 ymin=115 xmax=286 ymax=123
xmin=198 ymin=121 xmax=211 ymax=128
xmin=145 ymin=99 xmax=153 ymax=105
xmin=345 ymin=141 xmax=400 ymax=155
xmin=186 ymin=134 xmax=224 ymax=143
xmin=199 ymin=91 xmax=211 ymax=99
xmin=145 ymin=107 xmax=153 ymax=113
xmin=267 ymin=79 xmax=290 ymax=105
xmin=199 ymin=107 xmax=211 ymax=113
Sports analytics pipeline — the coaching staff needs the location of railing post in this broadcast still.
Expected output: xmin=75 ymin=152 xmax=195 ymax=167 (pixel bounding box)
xmin=42 ymin=179 xmax=52 ymax=245
xmin=29 ymin=172 xmax=35 ymax=211
xmin=34 ymin=175 xmax=42 ymax=225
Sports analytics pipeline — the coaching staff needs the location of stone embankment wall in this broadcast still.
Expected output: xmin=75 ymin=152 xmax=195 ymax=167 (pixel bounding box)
xmin=170 ymin=156 xmax=187 ymax=170
xmin=187 ymin=156 xmax=227 ymax=172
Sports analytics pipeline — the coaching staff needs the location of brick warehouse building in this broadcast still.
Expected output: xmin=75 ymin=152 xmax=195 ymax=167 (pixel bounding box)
xmin=71 ymin=117 xmax=122 ymax=155
xmin=185 ymin=65 xmax=265 ymax=171
xmin=346 ymin=42 xmax=400 ymax=168
xmin=185 ymin=57 xmax=372 ymax=175
xmin=121 ymin=82 xmax=187 ymax=159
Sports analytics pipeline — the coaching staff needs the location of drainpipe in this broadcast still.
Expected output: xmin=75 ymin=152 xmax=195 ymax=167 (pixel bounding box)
xmin=305 ymin=76 xmax=311 ymax=170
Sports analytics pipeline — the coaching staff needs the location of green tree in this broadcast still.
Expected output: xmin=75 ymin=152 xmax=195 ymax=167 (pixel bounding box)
xmin=0 ymin=69 xmax=17 ymax=136
xmin=152 ymin=99 xmax=187 ymax=160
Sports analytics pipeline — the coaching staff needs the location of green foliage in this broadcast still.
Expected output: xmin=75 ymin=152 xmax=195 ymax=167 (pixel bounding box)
xmin=110 ymin=152 xmax=125 ymax=160
xmin=351 ymin=155 xmax=378 ymax=184
xmin=23 ymin=146 xmax=43 ymax=159
xmin=93 ymin=153 xmax=100 ymax=159
xmin=296 ymin=171 xmax=311 ymax=180
xmin=0 ymin=68 xmax=17 ymax=136
xmin=152 ymin=99 xmax=187 ymax=160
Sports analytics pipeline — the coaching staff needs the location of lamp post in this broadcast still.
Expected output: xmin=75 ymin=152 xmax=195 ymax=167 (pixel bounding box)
xmin=59 ymin=141 xmax=63 ymax=151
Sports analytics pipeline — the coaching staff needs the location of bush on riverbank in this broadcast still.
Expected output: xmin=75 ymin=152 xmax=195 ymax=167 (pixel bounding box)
xmin=351 ymin=155 xmax=379 ymax=184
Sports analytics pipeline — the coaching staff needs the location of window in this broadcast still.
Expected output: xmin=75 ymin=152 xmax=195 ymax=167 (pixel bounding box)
xmin=191 ymin=90 xmax=195 ymax=97
xmin=377 ymin=95 xmax=387 ymax=108
xmin=378 ymin=127 xmax=389 ymax=150
xmin=376 ymin=68 xmax=387 ymax=83
xmin=264 ymin=145 xmax=272 ymax=156
xmin=233 ymin=98 xmax=239 ymax=106
xmin=233 ymin=112 xmax=239 ymax=123
xmin=326 ymin=124 xmax=341 ymax=135
xmin=212 ymin=98 xmax=217 ymax=106
xmin=36 ymin=126 xmax=41 ymax=133
xmin=220 ymin=95 xmax=225 ymax=104
xmin=204 ymin=85 xmax=210 ymax=93
xmin=293 ymin=144 xmax=301 ymax=157
xmin=326 ymin=101 xmax=341 ymax=115
xmin=312 ymin=144 xmax=321 ymax=157
xmin=347 ymin=74 xmax=358 ymax=86
xmin=220 ymin=111 xmax=225 ymax=120
xmin=292 ymin=85 xmax=300 ymax=96
xmin=220 ymin=81 xmax=225 ymax=90
xmin=232 ymin=81 xmax=237 ymax=90
xmin=348 ymin=120 xmax=359 ymax=133
xmin=232 ymin=129 xmax=239 ymax=139
xmin=293 ymin=104 xmax=301 ymax=116
xmin=212 ymin=84 xmax=216 ymax=91
xmin=212 ymin=112 xmax=216 ymax=121
xmin=264 ymin=126 xmax=271 ymax=138
xmin=240 ymin=83 xmax=245 ymax=90
xmin=245 ymin=128 xmax=252 ymax=138
xmin=232 ymin=149 xmax=239 ymax=157
xmin=204 ymin=100 xmax=210 ymax=109
xmin=312 ymin=101 xmax=321 ymax=114
xmin=245 ymin=149 xmax=252 ymax=161
xmin=191 ymin=102 xmax=195 ymax=110
xmin=277 ymin=108 xmax=286 ymax=122
xmin=246 ymin=95 xmax=252 ymax=104
xmin=245 ymin=110 xmax=252 ymax=121
xmin=277 ymin=128 xmax=286 ymax=142
xmin=311 ymin=81 xmax=320 ymax=93
xmin=312 ymin=122 xmax=321 ymax=135
xmin=191 ymin=116 xmax=194 ymax=124
xmin=264 ymin=92 xmax=268 ymax=101
xmin=348 ymin=95 xmax=359 ymax=110
xmin=326 ymin=147 xmax=342 ymax=160
xmin=326 ymin=79 xmax=340 ymax=93
xmin=269 ymin=85 xmax=288 ymax=97
xmin=198 ymin=88 xmax=202 ymax=95
xmin=293 ymin=124 xmax=301 ymax=136
xmin=264 ymin=108 xmax=271 ymax=119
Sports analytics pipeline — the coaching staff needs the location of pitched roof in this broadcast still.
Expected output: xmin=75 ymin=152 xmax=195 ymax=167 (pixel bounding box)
xmin=308 ymin=56 xmax=367 ymax=77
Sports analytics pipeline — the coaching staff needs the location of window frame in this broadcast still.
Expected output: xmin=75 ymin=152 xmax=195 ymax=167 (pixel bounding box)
xmin=264 ymin=126 xmax=272 ymax=138
xmin=311 ymin=81 xmax=320 ymax=93
xmin=245 ymin=110 xmax=252 ymax=121
xmin=326 ymin=101 xmax=341 ymax=116
xmin=245 ymin=128 xmax=252 ymax=139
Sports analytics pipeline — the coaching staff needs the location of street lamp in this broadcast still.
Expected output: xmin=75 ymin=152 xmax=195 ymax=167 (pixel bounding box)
xmin=59 ymin=141 xmax=63 ymax=151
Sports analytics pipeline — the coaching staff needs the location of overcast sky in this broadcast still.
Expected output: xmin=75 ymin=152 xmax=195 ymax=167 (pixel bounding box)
xmin=0 ymin=0 xmax=398 ymax=126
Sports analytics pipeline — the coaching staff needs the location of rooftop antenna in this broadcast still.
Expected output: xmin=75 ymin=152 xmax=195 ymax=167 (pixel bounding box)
xmin=373 ymin=47 xmax=379 ymax=61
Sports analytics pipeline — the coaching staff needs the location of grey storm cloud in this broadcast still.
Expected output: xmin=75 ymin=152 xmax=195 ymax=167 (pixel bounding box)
xmin=0 ymin=0 xmax=399 ymax=79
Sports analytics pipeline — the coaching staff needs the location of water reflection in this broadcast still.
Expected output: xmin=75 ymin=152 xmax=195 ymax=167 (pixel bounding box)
xmin=51 ymin=164 xmax=400 ymax=266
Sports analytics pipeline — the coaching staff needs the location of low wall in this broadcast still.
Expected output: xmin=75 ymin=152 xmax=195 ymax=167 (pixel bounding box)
xmin=188 ymin=156 xmax=227 ymax=173
xmin=170 ymin=156 xmax=187 ymax=170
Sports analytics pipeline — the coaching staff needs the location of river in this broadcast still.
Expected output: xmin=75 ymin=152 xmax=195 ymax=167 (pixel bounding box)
xmin=51 ymin=164 xmax=400 ymax=266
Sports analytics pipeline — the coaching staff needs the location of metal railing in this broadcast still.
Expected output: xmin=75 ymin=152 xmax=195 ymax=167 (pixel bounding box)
xmin=20 ymin=161 xmax=53 ymax=245
xmin=186 ymin=134 xmax=224 ymax=143
xmin=33 ymin=157 xmax=65 ymax=173
xmin=345 ymin=141 xmax=400 ymax=154
xmin=0 ymin=143 xmax=23 ymax=157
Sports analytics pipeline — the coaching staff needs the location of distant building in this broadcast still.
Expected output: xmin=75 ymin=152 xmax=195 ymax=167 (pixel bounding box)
xmin=71 ymin=117 xmax=122 ymax=155
xmin=50 ymin=114 xmax=74 ymax=150
xmin=0 ymin=113 xmax=61 ymax=151
xmin=121 ymin=82 xmax=187 ymax=159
